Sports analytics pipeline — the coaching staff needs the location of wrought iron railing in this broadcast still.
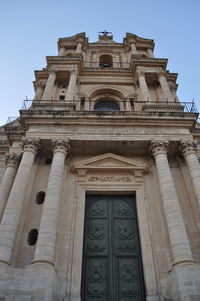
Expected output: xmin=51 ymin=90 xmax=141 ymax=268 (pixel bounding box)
xmin=20 ymin=99 xmax=198 ymax=114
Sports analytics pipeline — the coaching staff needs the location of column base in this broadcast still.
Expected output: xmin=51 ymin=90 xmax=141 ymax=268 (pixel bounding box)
xmin=31 ymin=260 xmax=55 ymax=268
xmin=163 ymin=263 xmax=200 ymax=300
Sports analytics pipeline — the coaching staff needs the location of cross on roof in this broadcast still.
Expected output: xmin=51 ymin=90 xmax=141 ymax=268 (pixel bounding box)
xmin=99 ymin=30 xmax=112 ymax=36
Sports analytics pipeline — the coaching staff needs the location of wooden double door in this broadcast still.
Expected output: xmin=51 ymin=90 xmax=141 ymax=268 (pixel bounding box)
xmin=81 ymin=195 xmax=145 ymax=301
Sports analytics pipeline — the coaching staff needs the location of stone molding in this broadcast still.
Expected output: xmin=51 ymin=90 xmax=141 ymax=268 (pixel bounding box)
xmin=180 ymin=140 xmax=197 ymax=156
xmin=5 ymin=152 xmax=21 ymax=167
xmin=150 ymin=140 xmax=169 ymax=157
xmin=52 ymin=138 xmax=71 ymax=155
xmin=21 ymin=137 xmax=40 ymax=154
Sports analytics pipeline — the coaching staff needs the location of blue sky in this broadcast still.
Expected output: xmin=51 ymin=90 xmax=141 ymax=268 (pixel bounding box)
xmin=0 ymin=0 xmax=200 ymax=125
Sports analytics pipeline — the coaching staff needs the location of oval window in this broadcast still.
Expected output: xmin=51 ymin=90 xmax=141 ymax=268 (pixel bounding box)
xmin=35 ymin=191 xmax=45 ymax=205
xmin=27 ymin=228 xmax=38 ymax=246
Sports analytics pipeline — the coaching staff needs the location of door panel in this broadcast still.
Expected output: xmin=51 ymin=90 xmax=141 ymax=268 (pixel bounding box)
xmin=81 ymin=195 xmax=145 ymax=301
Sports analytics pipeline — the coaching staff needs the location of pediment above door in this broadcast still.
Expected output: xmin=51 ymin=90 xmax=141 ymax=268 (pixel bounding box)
xmin=71 ymin=153 xmax=148 ymax=180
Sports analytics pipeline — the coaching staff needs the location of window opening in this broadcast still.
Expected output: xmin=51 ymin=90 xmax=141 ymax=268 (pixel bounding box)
xmin=27 ymin=229 xmax=38 ymax=246
xmin=35 ymin=191 xmax=45 ymax=205
xmin=59 ymin=95 xmax=65 ymax=100
xmin=45 ymin=158 xmax=52 ymax=164
xmin=94 ymin=99 xmax=120 ymax=111
xmin=99 ymin=54 xmax=113 ymax=68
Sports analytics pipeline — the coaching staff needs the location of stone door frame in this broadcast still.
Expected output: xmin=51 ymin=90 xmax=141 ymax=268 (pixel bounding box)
xmin=69 ymin=181 xmax=158 ymax=301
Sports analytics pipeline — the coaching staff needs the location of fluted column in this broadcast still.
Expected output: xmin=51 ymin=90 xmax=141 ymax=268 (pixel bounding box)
xmin=150 ymin=140 xmax=194 ymax=266
xmin=76 ymin=41 xmax=82 ymax=53
xmin=33 ymin=138 xmax=71 ymax=265
xmin=137 ymin=70 xmax=151 ymax=101
xmin=59 ymin=47 xmax=65 ymax=56
xmin=0 ymin=138 xmax=40 ymax=264
xmin=158 ymin=71 xmax=174 ymax=102
xmin=66 ymin=69 xmax=78 ymax=101
xmin=180 ymin=140 xmax=200 ymax=206
xmin=41 ymin=71 xmax=56 ymax=100
xmin=33 ymin=82 xmax=44 ymax=100
xmin=0 ymin=153 xmax=21 ymax=222
xmin=130 ymin=42 xmax=137 ymax=54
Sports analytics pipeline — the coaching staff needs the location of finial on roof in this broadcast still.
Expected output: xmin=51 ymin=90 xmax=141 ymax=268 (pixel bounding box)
xmin=98 ymin=30 xmax=113 ymax=41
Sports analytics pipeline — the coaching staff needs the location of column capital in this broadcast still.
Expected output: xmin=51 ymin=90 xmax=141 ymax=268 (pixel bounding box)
xmin=157 ymin=69 xmax=166 ymax=78
xmin=137 ymin=70 xmax=146 ymax=79
xmin=36 ymin=81 xmax=44 ymax=89
xmin=22 ymin=137 xmax=41 ymax=154
xmin=52 ymin=138 xmax=71 ymax=155
xmin=150 ymin=140 xmax=169 ymax=157
xmin=5 ymin=152 xmax=21 ymax=168
xmin=70 ymin=68 xmax=78 ymax=76
xmin=180 ymin=140 xmax=197 ymax=156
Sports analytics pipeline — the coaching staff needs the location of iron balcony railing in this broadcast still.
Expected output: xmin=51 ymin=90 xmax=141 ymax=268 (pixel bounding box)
xmin=20 ymin=99 xmax=198 ymax=114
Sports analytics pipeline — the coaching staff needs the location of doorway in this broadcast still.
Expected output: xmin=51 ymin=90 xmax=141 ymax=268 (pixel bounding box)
xmin=81 ymin=194 xmax=145 ymax=301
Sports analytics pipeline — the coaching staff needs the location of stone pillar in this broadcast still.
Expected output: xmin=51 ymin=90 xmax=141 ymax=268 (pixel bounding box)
xmin=33 ymin=82 xmax=44 ymax=100
xmin=150 ymin=140 xmax=195 ymax=266
xmin=125 ymin=99 xmax=131 ymax=111
xmin=58 ymin=47 xmax=65 ymax=56
xmin=33 ymin=138 xmax=71 ymax=265
xmin=66 ymin=69 xmax=78 ymax=101
xmin=0 ymin=153 xmax=21 ymax=222
xmin=76 ymin=42 xmax=82 ymax=53
xmin=180 ymin=140 xmax=200 ymax=207
xmin=147 ymin=48 xmax=154 ymax=58
xmin=130 ymin=42 xmax=137 ymax=54
xmin=41 ymin=71 xmax=56 ymax=100
xmin=158 ymin=71 xmax=174 ymax=102
xmin=0 ymin=138 xmax=40 ymax=265
xmin=137 ymin=70 xmax=151 ymax=101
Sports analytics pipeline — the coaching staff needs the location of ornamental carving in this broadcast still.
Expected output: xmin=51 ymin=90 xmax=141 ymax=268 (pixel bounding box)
xmin=180 ymin=140 xmax=197 ymax=156
xmin=149 ymin=140 xmax=169 ymax=157
xmin=88 ymin=176 xmax=132 ymax=183
xmin=51 ymin=138 xmax=71 ymax=155
xmin=22 ymin=137 xmax=40 ymax=153
xmin=5 ymin=152 xmax=21 ymax=167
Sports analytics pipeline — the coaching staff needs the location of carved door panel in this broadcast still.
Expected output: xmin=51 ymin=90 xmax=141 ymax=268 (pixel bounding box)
xmin=81 ymin=195 xmax=145 ymax=301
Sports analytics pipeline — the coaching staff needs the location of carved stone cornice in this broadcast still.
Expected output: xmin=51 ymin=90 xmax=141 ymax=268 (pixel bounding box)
xmin=52 ymin=138 xmax=71 ymax=156
xmin=150 ymin=140 xmax=169 ymax=157
xmin=180 ymin=140 xmax=197 ymax=156
xmin=5 ymin=152 xmax=21 ymax=168
xmin=22 ymin=137 xmax=41 ymax=154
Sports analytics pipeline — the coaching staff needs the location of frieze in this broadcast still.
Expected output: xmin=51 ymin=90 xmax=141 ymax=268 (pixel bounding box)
xmin=87 ymin=176 xmax=133 ymax=183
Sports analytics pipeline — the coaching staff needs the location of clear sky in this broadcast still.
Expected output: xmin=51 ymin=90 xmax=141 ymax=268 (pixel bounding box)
xmin=0 ymin=0 xmax=200 ymax=125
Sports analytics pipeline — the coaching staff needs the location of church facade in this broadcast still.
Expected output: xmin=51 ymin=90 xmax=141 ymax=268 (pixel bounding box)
xmin=0 ymin=32 xmax=200 ymax=301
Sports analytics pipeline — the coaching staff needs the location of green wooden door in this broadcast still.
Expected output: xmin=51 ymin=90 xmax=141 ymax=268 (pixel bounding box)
xmin=81 ymin=195 xmax=146 ymax=301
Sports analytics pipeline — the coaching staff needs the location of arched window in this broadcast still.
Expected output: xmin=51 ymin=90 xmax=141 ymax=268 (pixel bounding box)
xmin=35 ymin=191 xmax=45 ymax=205
xmin=27 ymin=229 xmax=38 ymax=246
xmin=99 ymin=54 xmax=113 ymax=68
xmin=94 ymin=99 xmax=120 ymax=111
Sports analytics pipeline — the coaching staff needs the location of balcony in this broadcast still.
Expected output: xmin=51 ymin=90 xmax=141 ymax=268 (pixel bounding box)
xmin=20 ymin=99 xmax=198 ymax=114
xmin=83 ymin=62 xmax=130 ymax=70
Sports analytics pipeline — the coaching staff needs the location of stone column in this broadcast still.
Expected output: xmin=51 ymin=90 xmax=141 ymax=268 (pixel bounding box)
xmin=33 ymin=138 xmax=71 ymax=265
xmin=180 ymin=140 xmax=200 ymax=207
xmin=147 ymin=48 xmax=154 ymax=58
xmin=0 ymin=153 xmax=21 ymax=222
xmin=0 ymin=138 xmax=40 ymax=265
xmin=66 ymin=69 xmax=78 ymax=101
xmin=41 ymin=71 xmax=56 ymax=100
xmin=158 ymin=71 xmax=174 ymax=102
xmin=150 ymin=140 xmax=194 ymax=266
xmin=137 ymin=70 xmax=151 ymax=101
xmin=58 ymin=47 xmax=65 ymax=56
xmin=76 ymin=42 xmax=82 ymax=53
xmin=125 ymin=99 xmax=131 ymax=111
xmin=130 ymin=42 xmax=137 ymax=54
xmin=33 ymin=82 xmax=44 ymax=100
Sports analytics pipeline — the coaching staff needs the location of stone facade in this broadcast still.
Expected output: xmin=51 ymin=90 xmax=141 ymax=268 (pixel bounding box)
xmin=0 ymin=32 xmax=200 ymax=300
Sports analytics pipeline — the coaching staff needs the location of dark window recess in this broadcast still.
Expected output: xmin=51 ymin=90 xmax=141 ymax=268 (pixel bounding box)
xmin=35 ymin=191 xmax=45 ymax=205
xmin=99 ymin=54 xmax=113 ymax=68
xmin=45 ymin=158 xmax=52 ymax=164
xmin=59 ymin=95 xmax=65 ymax=100
xmin=94 ymin=99 xmax=120 ymax=111
xmin=27 ymin=229 xmax=38 ymax=246
xmin=62 ymin=85 xmax=66 ymax=88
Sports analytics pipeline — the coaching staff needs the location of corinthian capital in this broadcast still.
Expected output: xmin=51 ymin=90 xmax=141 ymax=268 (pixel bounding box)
xmin=150 ymin=140 xmax=169 ymax=157
xmin=52 ymin=138 xmax=71 ymax=155
xmin=180 ymin=140 xmax=197 ymax=156
xmin=5 ymin=152 xmax=21 ymax=167
xmin=22 ymin=137 xmax=41 ymax=154
xmin=70 ymin=69 xmax=78 ymax=76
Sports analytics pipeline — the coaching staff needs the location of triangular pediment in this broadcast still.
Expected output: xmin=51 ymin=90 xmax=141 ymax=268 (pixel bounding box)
xmin=72 ymin=153 xmax=147 ymax=171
